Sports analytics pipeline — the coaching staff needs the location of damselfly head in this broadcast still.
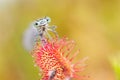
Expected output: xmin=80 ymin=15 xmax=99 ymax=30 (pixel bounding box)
xmin=34 ymin=16 xmax=51 ymax=27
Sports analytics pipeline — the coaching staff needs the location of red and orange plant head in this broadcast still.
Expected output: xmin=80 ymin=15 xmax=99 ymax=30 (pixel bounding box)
xmin=31 ymin=17 xmax=88 ymax=80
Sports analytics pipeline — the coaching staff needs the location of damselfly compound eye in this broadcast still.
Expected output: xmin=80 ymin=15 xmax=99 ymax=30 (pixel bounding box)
xmin=35 ymin=22 xmax=39 ymax=26
xmin=45 ymin=17 xmax=51 ymax=23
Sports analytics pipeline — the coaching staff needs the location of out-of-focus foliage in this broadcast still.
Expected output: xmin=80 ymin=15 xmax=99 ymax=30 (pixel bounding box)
xmin=0 ymin=0 xmax=120 ymax=80
xmin=110 ymin=53 xmax=120 ymax=80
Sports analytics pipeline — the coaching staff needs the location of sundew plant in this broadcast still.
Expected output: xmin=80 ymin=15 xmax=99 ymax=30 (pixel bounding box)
xmin=31 ymin=17 xmax=88 ymax=80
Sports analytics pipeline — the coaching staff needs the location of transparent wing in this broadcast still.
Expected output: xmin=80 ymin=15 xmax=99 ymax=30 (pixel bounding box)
xmin=22 ymin=24 xmax=39 ymax=51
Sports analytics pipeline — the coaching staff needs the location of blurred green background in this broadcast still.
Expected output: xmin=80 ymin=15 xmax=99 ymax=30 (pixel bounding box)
xmin=0 ymin=0 xmax=120 ymax=80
